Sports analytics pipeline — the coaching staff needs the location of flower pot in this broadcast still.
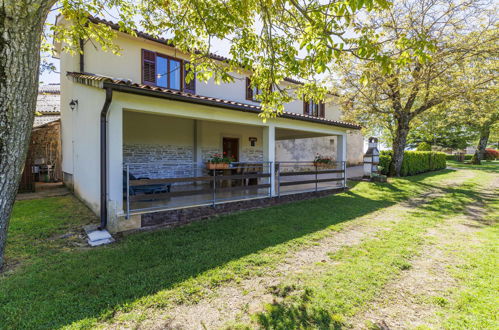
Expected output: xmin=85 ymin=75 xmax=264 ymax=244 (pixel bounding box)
xmin=206 ymin=163 xmax=230 ymax=170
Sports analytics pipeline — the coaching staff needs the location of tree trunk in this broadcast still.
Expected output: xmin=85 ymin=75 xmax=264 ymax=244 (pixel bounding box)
xmin=0 ymin=0 xmax=55 ymax=270
xmin=471 ymin=125 xmax=491 ymax=165
xmin=390 ymin=115 xmax=410 ymax=176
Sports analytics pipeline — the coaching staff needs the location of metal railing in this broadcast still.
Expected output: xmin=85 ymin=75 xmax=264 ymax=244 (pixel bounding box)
xmin=276 ymin=161 xmax=346 ymax=196
xmin=123 ymin=161 xmax=346 ymax=217
xmin=124 ymin=162 xmax=272 ymax=217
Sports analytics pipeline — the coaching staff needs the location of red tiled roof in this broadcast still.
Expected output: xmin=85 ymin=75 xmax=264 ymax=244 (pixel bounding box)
xmin=66 ymin=71 xmax=361 ymax=130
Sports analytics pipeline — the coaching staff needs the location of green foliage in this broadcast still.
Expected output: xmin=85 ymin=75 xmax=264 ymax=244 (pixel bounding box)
xmin=379 ymin=154 xmax=392 ymax=175
xmin=50 ymin=0 xmax=395 ymax=119
xmin=445 ymin=154 xmax=473 ymax=161
xmin=416 ymin=142 xmax=431 ymax=151
xmin=379 ymin=151 xmax=446 ymax=176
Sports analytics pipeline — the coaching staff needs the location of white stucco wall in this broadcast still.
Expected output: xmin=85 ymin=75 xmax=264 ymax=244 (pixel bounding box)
xmin=62 ymin=31 xmax=346 ymax=119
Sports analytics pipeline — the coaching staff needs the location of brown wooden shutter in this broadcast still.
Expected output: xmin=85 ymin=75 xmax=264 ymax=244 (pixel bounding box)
xmin=319 ymin=102 xmax=325 ymax=118
xmin=246 ymin=77 xmax=253 ymax=100
xmin=183 ymin=61 xmax=196 ymax=93
xmin=142 ymin=49 xmax=156 ymax=85
xmin=303 ymin=100 xmax=309 ymax=115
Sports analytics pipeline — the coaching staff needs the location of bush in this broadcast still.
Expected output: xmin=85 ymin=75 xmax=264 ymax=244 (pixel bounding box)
xmin=484 ymin=148 xmax=499 ymax=160
xmin=445 ymin=154 xmax=473 ymax=161
xmin=416 ymin=142 xmax=431 ymax=151
xmin=378 ymin=151 xmax=446 ymax=176
xmin=378 ymin=154 xmax=392 ymax=175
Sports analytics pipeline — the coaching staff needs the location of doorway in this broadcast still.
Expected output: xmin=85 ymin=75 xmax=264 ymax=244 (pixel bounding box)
xmin=223 ymin=137 xmax=239 ymax=161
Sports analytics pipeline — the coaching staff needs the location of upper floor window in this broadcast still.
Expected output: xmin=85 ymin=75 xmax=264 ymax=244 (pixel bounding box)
xmin=303 ymin=100 xmax=325 ymax=118
xmin=142 ymin=49 xmax=195 ymax=93
xmin=245 ymin=78 xmax=262 ymax=102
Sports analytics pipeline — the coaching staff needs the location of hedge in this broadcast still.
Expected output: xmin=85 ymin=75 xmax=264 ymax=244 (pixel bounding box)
xmin=445 ymin=154 xmax=473 ymax=161
xmin=378 ymin=151 xmax=446 ymax=176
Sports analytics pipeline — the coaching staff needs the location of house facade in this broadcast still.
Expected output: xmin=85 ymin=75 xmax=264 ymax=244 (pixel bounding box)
xmin=55 ymin=16 xmax=363 ymax=232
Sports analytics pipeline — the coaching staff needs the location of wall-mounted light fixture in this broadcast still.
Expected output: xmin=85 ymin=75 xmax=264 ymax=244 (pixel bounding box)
xmin=69 ymin=99 xmax=79 ymax=111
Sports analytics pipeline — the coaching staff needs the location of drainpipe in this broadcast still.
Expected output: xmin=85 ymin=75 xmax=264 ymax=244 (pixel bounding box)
xmin=100 ymin=87 xmax=113 ymax=229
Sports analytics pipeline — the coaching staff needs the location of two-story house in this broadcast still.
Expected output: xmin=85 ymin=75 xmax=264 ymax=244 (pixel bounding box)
xmin=54 ymin=16 xmax=363 ymax=233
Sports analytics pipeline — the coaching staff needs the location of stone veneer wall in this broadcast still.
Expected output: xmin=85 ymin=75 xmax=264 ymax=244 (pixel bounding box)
xmin=29 ymin=121 xmax=62 ymax=181
xmin=123 ymin=144 xmax=195 ymax=179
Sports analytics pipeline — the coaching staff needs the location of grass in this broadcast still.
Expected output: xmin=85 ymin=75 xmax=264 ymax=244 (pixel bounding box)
xmin=439 ymin=189 xmax=499 ymax=329
xmin=250 ymin=171 xmax=492 ymax=329
xmin=5 ymin=195 xmax=96 ymax=266
xmin=0 ymin=164 xmax=497 ymax=329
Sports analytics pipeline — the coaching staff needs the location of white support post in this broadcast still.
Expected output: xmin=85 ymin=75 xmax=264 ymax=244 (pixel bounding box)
xmin=337 ymin=133 xmax=347 ymax=186
xmin=263 ymin=125 xmax=276 ymax=196
xmin=336 ymin=133 xmax=347 ymax=164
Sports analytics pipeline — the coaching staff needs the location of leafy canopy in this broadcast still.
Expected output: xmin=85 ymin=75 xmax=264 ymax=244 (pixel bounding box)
xmin=49 ymin=0 xmax=405 ymax=120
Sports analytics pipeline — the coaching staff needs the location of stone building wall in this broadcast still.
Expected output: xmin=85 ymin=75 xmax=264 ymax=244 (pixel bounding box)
xmin=28 ymin=120 xmax=62 ymax=181
xmin=123 ymin=144 xmax=195 ymax=179
xmin=275 ymin=130 xmax=364 ymax=166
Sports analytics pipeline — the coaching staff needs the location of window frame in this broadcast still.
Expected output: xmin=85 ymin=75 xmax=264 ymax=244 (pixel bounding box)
xmin=141 ymin=49 xmax=194 ymax=93
xmin=245 ymin=77 xmax=262 ymax=102
xmin=303 ymin=100 xmax=326 ymax=118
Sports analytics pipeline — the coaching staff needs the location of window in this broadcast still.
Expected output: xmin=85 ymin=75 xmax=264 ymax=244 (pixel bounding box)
xmin=303 ymin=100 xmax=325 ymax=118
xmin=141 ymin=49 xmax=195 ymax=93
xmin=245 ymin=78 xmax=262 ymax=102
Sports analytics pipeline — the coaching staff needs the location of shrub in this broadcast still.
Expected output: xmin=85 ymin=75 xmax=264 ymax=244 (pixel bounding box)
xmin=445 ymin=154 xmax=473 ymax=161
xmin=378 ymin=151 xmax=446 ymax=176
xmin=378 ymin=154 xmax=392 ymax=175
xmin=416 ymin=142 xmax=431 ymax=151
xmin=484 ymin=148 xmax=499 ymax=160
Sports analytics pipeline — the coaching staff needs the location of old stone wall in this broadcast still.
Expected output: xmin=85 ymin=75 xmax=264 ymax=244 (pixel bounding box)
xmin=28 ymin=120 xmax=62 ymax=181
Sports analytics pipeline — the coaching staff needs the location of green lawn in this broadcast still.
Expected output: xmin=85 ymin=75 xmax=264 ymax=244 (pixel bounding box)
xmin=0 ymin=163 xmax=497 ymax=329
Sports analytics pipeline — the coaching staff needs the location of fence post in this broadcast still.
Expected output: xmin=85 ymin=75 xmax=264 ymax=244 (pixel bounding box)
xmin=212 ymin=169 xmax=216 ymax=207
xmin=126 ymin=164 xmax=130 ymax=219
xmin=315 ymin=163 xmax=318 ymax=192
xmin=277 ymin=162 xmax=281 ymax=197
xmin=343 ymin=161 xmax=347 ymax=189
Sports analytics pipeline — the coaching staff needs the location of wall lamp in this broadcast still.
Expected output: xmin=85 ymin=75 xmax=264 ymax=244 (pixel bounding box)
xmin=69 ymin=99 xmax=79 ymax=111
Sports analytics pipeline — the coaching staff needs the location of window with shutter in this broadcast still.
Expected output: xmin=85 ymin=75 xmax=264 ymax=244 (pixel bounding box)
xmin=142 ymin=49 xmax=156 ymax=84
xmin=184 ymin=62 xmax=196 ymax=93
xmin=246 ymin=78 xmax=253 ymax=101
xmin=319 ymin=103 xmax=325 ymax=118
xmin=303 ymin=100 xmax=325 ymax=118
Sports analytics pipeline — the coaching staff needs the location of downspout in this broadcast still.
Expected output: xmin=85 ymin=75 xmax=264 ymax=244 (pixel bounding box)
xmin=100 ymin=87 xmax=113 ymax=229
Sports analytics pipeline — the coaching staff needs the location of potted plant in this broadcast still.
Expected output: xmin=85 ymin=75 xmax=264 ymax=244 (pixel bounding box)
xmin=313 ymin=154 xmax=333 ymax=168
xmin=206 ymin=152 xmax=234 ymax=170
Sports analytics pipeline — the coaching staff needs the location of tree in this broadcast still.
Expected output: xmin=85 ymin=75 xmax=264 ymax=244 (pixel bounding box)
xmin=336 ymin=0 xmax=497 ymax=176
xmin=0 ymin=0 xmax=399 ymax=269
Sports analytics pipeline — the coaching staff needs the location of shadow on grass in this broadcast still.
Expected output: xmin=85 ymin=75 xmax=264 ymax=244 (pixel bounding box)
xmin=0 ymin=169 xmax=467 ymax=328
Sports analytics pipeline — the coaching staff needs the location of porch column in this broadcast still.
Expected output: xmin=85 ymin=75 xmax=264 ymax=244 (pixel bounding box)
xmin=263 ymin=125 xmax=276 ymax=196
xmin=336 ymin=133 xmax=347 ymax=164
xmin=107 ymin=105 xmax=123 ymax=215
